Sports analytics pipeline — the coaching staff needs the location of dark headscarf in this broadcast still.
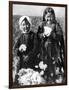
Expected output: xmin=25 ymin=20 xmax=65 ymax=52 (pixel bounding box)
xmin=43 ymin=7 xmax=56 ymax=22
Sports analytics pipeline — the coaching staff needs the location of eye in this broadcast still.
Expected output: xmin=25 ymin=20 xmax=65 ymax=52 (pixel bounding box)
xmin=22 ymin=23 xmax=25 ymax=26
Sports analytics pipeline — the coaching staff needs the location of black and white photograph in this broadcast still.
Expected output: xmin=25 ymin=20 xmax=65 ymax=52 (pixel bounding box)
xmin=9 ymin=1 xmax=67 ymax=88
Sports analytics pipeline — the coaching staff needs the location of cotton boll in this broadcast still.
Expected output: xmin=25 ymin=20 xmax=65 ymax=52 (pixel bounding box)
xmin=18 ymin=76 xmax=31 ymax=85
xmin=61 ymin=67 xmax=64 ymax=73
xmin=18 ymin=68 xmax=46 ymax=85
xmin=18 ymin=75 xmax=26 ymax=85
xmin=40 ymin=70 xmax=44 ymax=76
xmin=39 ymin=61 xmax=44 ymax=70
xmin=35 ymin=65 xmax=39 ymax=68
xmin=44 ymin=64 xmax=47 ymax=71
xmin=51 ymin=73 xmax=53 ymax=77
xmin=26 ymin=68 xmax=33 ymax=73
xmin=37 ymin=76 xmax=43 ymax=84
xmin=39 ymin=61 xmax=47 ymax=71
xmin=33 ymin=72 xmax=45 ymax=84
xmin=31 ymin=72 xmax=39 ymax=80
xmin=18 ymin=68 xmax=34 ymax=85
xmin=18 ymin=71 xmax=32 ymax=85
xmin=18 ymin=68 xmax=27 ymax=76
xmin=56 ymin=75 xmax=63 ymax=83
xmin=31 ymin=72 xmax=38 ymax=84
xmin=36 ymin=74 xmax=46 ymax=84
xmin=56 ymin=67 xmax=60 ymax=75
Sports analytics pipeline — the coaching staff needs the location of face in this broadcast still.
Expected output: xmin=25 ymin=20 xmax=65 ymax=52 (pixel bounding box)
xmin=21 ymin=20 xmax=30 ymax=33
xmin=45 ymin=12 xmax=54 ymax=24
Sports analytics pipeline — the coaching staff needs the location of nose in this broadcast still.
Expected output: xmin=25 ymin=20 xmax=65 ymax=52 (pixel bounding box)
xmin=23 ymin=25 xmax=27 ymax=29
xmin=24 ymin=25 xmax=29 ymax=31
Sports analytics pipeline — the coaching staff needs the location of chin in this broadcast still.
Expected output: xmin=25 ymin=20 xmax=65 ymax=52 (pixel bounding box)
xmin=47 ymin=20 xmax=52 ymax=24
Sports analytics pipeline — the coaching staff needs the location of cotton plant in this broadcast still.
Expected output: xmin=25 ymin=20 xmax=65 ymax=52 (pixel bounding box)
xmin=18 ymin=68 xmax=33 ymax=85
xmin=39 ymin=61 xmax=47 ymax=71
xmin=30 ymin=71 xmax=45 ymax=84
xmin=34 ymin=61 xmax=47 ymax=76
xmin=17 ymin=68 xmax=45 ymax=85
xmin=40 ymin=70 xmax=44 ymax=76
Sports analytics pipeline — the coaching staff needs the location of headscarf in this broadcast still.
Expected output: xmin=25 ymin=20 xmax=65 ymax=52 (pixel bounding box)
xmin=19 ymin=16 xmax=31 ymax=31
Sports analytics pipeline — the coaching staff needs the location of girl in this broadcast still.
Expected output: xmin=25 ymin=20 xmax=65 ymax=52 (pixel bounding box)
xmin=37 ymin=7 xmax=65 ymax=83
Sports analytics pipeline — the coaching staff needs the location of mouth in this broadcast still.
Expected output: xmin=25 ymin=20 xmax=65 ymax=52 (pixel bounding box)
xmin=23 ymin=29 xmax=29 ymax=33
xmin=47 ymin=21 xmax=51 ymax=24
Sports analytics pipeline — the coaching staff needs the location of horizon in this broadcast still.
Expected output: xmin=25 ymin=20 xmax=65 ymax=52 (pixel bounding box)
xmin=13 ymin=4 xmax=65 ymax=18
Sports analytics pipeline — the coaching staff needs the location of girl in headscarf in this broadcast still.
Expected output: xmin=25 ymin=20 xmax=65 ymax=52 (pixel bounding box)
xmin=14 ymin=16 xmax=39 ymax=70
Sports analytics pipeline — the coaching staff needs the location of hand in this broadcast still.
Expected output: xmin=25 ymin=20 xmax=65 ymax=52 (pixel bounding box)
xmin=23 ymin=55 xmax=29 ymax=62
xmin=43 ymin=26 xmax=52 ymax=37
xmin=19 ymin=44 xmax=27 ymax=52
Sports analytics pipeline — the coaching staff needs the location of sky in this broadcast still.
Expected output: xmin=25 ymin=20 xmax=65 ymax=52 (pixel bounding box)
xmin=13 ymin=4 xmax=65 ymax=18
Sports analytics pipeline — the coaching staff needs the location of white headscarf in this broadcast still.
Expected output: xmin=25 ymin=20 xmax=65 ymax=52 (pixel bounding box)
xmin=19 ymin=16 xmax=31 ymax=31
xmin=19 ymin=16 xmax=31 ymax=25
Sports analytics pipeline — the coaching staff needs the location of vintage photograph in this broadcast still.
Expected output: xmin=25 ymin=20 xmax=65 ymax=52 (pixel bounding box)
xmin=9 ymin=1 xmax=67 ymax=88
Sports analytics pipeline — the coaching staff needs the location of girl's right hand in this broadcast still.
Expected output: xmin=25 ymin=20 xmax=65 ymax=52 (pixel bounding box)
xmin=19 ymin=44 xmax=27 ymax=52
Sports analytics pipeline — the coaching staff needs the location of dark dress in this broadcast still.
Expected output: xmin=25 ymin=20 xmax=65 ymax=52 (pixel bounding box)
xmin=37 ymin=21 xmax=65 ymax=81
xmin=15 ymin=31 xmax=39 ymax=70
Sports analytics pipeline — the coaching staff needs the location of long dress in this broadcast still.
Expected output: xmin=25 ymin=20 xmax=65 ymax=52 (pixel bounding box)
xmin=14 ymin=31 xmax=39 ymax=70
xmin=37 ymin=21 xmax=65 ymax=82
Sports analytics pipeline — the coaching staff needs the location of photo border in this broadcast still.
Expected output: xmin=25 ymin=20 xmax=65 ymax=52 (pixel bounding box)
xmin=9 ymin=1 xmax=67 ymax=89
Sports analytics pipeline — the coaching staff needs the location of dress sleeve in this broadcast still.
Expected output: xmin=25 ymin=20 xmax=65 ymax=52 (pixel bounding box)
xmin=14 ymin=36 xmax=21 ymax=56
xmin=14 ymin=37 xmax=20 ymax=50
xmin=37 ymin=22 xmax=44 ymax=40
xmin=56 ymin=23 xmax=64 ymax=46
xmin=56 ymin=23 xmax=65 ymax=68
xmin=56 ymin=23 xmax=63 ymax=39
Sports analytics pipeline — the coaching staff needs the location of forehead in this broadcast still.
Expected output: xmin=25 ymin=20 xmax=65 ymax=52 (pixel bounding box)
xmin=46 ymin=12 xmax=53 ymax=16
